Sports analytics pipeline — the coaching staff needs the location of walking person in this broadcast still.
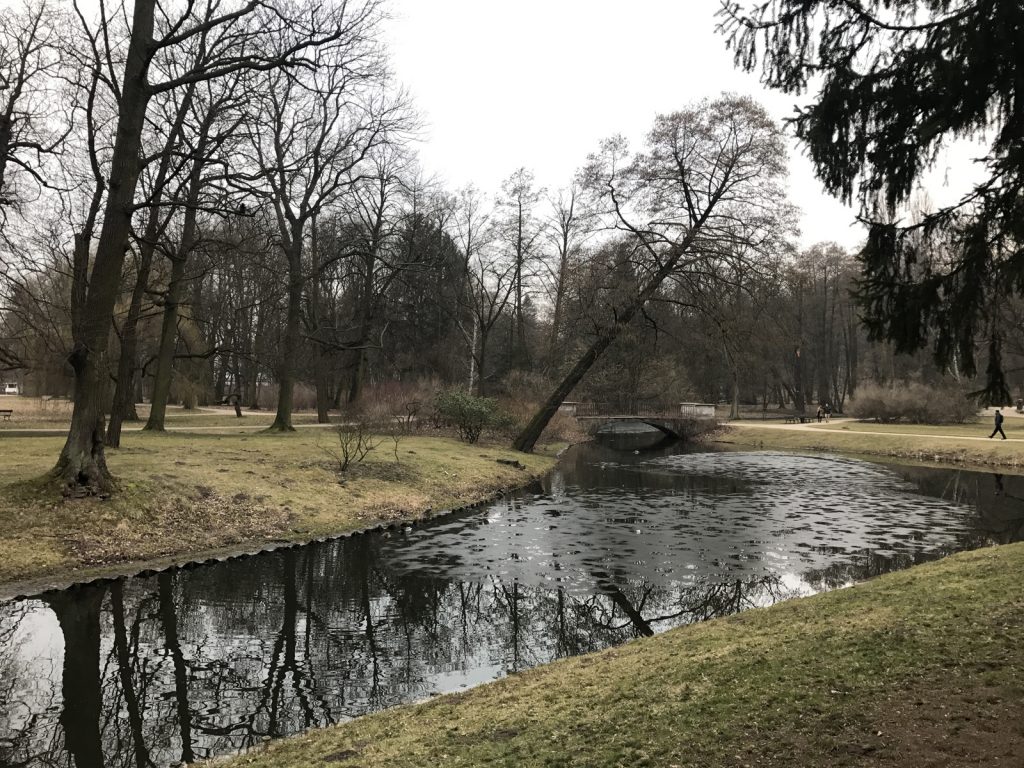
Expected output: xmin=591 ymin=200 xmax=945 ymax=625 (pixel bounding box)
xmin=989 ymin=408 xmax=1007 ymax=440
xmin=816 ymin=405 xmax=823 ymax=423
xmin=823 ymin=402 xmax=832 ymax=423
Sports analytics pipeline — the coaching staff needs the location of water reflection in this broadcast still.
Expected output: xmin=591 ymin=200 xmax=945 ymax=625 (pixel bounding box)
xmin=1 ymin=448 xmax=1022 ymax=768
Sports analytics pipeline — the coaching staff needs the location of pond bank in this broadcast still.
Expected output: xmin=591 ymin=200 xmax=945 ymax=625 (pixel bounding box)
xmin=720 ymin=421 xmax=1024 ymax=472
xmin=210 ymin=541 xmax=1024 ymax=768
xmin=0 ymin=431 xmax=558 ymax=596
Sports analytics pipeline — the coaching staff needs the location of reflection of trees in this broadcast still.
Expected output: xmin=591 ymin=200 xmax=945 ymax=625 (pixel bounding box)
xmin=0 ymin=601 xmax=63 ymax=768
xmin=46 ymin=586 xmax=107 ymax=768
xmin=800 ymin=547 xmax=945 ymax=589
xmin=158 ymin=572 xmax=193 ymax=764
xmin=0 ymin=543 xmax=919 ymax=768
xmin=897 ymin=466 xmax=1024 ymax=545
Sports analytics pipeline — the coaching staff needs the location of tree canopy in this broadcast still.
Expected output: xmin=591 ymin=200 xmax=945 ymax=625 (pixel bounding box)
xmin=720 ymin=0 xmax=1024 ymax=403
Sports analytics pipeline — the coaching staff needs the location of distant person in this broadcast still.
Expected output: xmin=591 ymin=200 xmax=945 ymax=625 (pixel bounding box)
xmin=990 ymin=409 xmax=1007 ymax=440
xmin=823 ymin=402 xmax=832 ymax=422
xmin=816 ymin=405 xmax=823 ymax=423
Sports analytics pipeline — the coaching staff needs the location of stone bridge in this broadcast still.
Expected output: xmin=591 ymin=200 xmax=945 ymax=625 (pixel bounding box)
xmin=564 ymin=402 xmax=718 ymax=439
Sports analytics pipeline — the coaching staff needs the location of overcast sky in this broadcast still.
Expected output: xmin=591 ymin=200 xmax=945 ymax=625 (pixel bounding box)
xmin=383 ymin=0 xmax=988 ymax=251
xmin=382 ymin=0 xmax=865 ymax=249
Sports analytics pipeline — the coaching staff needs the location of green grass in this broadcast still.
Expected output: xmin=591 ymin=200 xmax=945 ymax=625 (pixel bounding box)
xmin=0 ymin=430 xmax=558 ymax=589
xmin=210 ymin=543 xmax=1024 ymax=768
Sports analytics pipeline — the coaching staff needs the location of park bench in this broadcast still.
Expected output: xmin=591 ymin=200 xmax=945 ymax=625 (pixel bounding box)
xmin=784 ymin=415 xmax=809 ymax=424
xmin=0 ymin=409 xmax=12 ymax=421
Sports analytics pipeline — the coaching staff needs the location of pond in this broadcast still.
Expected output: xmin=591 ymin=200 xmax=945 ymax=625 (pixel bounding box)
xmin=1 ymin=440 xmax=1022 ymax=767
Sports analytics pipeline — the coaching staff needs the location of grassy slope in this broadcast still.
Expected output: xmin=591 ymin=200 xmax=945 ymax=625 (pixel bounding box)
xmin=0 ymin=430 xmax=556 ymax=589
xmin=723 ymin=422 xmax=1024 ymax=470
xmin=214 ymin=543 xmax=1024 ymax=768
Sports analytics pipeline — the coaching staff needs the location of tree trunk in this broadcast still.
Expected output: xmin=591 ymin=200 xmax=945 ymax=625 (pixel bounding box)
xmin=144 ymin=115 xmax=212 ymax=431
xmin=270 ymin=243 xmax=303 ymax=431
xmin=475 ymin=328 xmax=489 ymax=396
xmin=55 ymin=0 xmax=155 ymax=493
xmin=108 ymin=80 xmax=197 ymax=448
xmin=513 ymin=236 xmax=696 ymax=453
xmin=108 ymin=241 xmax=155 ymax=447
xmin=729 ymin=368 xmax=740 ymax=420
xmin=315 ymin=372 xmax=331 ymax=423
xmin=347 ymin=336 xmax=368 ymax=404
xmin=512 ymin=330 xmax=617 ymax=452
xmin=547 ymin=252 xmax=568 ymax=365
xmin=144 ymin=254 xmax=187 ymax=431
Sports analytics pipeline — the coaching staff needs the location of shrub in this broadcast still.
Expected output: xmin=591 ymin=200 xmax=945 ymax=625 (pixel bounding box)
xmin=434 ymin=390 xmax=510 ymax=443
xmin=324 ymin=418 xmax=379 ymax=472
xmin=847 ymin=382 xmax=979 ymax=424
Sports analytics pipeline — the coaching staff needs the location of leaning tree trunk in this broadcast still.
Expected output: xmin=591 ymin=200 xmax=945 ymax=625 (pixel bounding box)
xmin=512 ymin=238 xmax=694 ymax=453
xmin=512 ymin=330 xmax=618 ymax=452
xmin=55 ymin=0 xmax=155 ymax=493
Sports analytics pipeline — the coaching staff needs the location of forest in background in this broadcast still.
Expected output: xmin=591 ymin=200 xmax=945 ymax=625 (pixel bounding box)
xmin=2 ymin=0 xmax=1021 ymax=465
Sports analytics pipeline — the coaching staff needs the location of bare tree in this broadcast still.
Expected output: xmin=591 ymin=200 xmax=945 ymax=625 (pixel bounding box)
xmin=0 ymin=0 xmax=64 ymax=222
xmin=145 ymin=74 xmax=248 ymax=432
xmin=56 ymin=0 xmax=357 ymax=493
xmin=245 ymin=19 xmax=410 ymax=431
xmin=496 ymin=167 xmax=544 ymax=369
xmin=513 ymin=95 xmax=791 ymax=451
xmin=542 ymin=182 xmax=594 ymax=364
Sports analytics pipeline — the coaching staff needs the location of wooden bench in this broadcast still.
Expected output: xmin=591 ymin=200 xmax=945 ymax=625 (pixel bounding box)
xmin=0 ymin=409 xmax=12 ymax=421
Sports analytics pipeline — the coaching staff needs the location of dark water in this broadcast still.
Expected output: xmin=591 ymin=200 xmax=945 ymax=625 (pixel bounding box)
xmin=2 ymin=441 xmax=1023 ymax=767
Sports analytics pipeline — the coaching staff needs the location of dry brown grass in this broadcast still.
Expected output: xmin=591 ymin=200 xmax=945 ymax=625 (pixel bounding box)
xmin=0 ymin=430 xmax=559 ymax=590
xmin=724 ymin=422 xmax=1024 ymax=470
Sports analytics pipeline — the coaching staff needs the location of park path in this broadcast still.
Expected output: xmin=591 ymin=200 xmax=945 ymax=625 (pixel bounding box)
xmin=728 ymin=417 xmax=1024 ymax=442
xmin=0 ymin=422 xmax=340 ymax=437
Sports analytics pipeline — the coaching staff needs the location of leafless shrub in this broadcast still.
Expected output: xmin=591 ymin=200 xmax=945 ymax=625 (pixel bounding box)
xmin=847 ymin=382 xmax=979 ymax=424
xmin=324 ymin=417 xmax=379 ymax=473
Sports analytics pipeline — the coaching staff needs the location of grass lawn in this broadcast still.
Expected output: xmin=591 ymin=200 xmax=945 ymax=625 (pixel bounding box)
xmin=811 ymin=420 xmax=1002 ymax=438
xmin=210 ymin=542 xmax=1024 ymax=768
xmin=0 ymin=429 xmax=557 ymax=591
xmin=723 ymin=422 xmax=1024 ymax=470
xmin=0 ymin=396 xmax=328 ymax=431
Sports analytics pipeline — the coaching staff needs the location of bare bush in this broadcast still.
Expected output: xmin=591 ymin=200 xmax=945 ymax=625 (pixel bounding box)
xmin=847 ymin=382 xmax=979 ymax=424
xmin=324 ymin=417 xmax=379 ymax=473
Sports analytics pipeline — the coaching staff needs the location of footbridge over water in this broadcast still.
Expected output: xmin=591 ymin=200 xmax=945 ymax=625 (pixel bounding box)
xmin=564 ymin=402 xmax=718 ymax=439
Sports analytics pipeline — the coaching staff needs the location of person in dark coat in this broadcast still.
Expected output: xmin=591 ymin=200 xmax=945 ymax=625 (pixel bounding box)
xmin=989 ymin=409 xmax=1007 ymax=440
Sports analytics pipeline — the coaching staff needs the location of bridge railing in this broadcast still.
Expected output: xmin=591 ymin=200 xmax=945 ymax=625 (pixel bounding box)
xmin=568 ymin=399 xmax=679 ymax=418
xmin=566 ymin=401 xmax=717 ymax=419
